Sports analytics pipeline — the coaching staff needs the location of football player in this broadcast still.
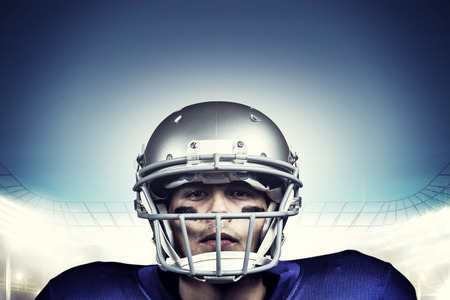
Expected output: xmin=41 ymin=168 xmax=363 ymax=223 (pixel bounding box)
xmin=37 ymin=102 xmax=416 ymax=299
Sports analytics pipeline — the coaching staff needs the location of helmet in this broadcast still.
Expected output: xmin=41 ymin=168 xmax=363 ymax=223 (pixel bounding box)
xmin=133 ymin=101 xmax=302 ymax=283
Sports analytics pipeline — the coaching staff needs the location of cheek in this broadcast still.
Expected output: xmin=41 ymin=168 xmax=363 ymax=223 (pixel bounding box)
xmin=169 ymin=220 xmax=208 ymax=257
xmin=250 ymin=198 xmax=268 ymax=211
xmin=249 ymin=219 xmax=266 ymax=251
xmin=169 ymin=220 xmax=187 ymax=256
xmin=167 ymin=200 xmax=178 ymax=213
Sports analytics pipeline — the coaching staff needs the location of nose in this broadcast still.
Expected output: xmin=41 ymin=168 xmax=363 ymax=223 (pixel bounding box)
xmin=208 ymin=191 xmax=232 ymax=214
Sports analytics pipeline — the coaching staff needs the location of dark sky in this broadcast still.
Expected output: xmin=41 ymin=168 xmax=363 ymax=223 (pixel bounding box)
xmin=1 ymin=0 xmax=449 ymax=203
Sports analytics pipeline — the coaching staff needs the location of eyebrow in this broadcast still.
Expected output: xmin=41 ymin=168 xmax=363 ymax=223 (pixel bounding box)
xmin=173 ymin=206 xmax=265 ymax=214
xmin=175 ymin=181 xmax=256 ymax=190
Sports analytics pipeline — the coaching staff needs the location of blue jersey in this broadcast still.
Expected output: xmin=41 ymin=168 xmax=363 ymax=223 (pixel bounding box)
xmin=36 ymin=250 xmax=416 ymax=299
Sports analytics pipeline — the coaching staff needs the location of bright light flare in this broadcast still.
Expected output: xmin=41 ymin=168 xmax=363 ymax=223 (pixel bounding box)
xmin=15 ymin=273 xmax=23 ymax=280
xmin=436 ymin=281 xmax=450 ymax=300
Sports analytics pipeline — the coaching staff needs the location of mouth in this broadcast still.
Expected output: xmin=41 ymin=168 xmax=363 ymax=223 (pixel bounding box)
xmin=200 ymin=233 xmax=238 ymax=250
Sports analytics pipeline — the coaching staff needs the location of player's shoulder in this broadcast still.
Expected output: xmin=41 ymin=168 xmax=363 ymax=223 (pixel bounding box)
xmin=291 ymin=249 xmax=391 ymax=271
xmin=53 ymin=261 xmax=142 ymax=281
xmin=283 ymin=250 xmax=416 ymax=299
xmin=37 ymin=261 xmax=149 ymax=299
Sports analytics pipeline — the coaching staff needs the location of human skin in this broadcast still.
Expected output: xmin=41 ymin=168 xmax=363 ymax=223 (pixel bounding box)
xmin=168 ymin=181 xmax=268 ymax=257
xmin=168 ymin=181 xmax=269 ymax=300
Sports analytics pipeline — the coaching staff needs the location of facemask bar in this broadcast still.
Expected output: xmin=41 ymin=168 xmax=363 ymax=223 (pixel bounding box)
xmin=143 ymin=209 xmax=298 ymax=278
xmin=133 ymin=153 xmax=302 ymax=280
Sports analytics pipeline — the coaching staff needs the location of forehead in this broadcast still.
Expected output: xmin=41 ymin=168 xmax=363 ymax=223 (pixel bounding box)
xmin=172 ymin=181 xmax=261 ymax=193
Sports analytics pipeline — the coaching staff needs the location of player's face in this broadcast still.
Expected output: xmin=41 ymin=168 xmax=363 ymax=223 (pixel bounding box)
xmin=168 ymin=182 xmax=268 ymax=257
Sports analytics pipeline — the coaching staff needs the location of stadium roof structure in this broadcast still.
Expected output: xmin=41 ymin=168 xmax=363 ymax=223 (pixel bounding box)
xmin=1 ymin=163 xmax=449 ymax=299
xmin=1 ymin=162 xmax=449 ymax=235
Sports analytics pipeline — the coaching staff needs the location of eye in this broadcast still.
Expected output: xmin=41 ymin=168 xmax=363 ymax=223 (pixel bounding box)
xmin=229 ymin=189 xmax=253 ymax=199
xmin=185 ymin=190 xmax=208 ymax=200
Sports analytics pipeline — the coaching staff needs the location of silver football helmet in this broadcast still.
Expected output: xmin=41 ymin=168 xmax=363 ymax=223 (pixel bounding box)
xmin=133 ymin=101 xmax=302 ymax=283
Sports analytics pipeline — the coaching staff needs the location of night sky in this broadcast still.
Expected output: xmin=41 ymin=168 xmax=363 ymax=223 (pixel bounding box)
xmin=1 ymin=0 xmax=449 ymax=205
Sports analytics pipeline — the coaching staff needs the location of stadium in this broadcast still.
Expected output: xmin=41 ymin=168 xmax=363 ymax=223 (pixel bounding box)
xmin=1 ymin=162 xmax=448 ymax=299
xmin=1 ymin=1 xmax=449 ymax=299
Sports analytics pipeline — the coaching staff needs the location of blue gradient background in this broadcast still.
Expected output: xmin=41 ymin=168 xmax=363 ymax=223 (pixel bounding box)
xmin=1 ymin=0 xmax=448 ymax=205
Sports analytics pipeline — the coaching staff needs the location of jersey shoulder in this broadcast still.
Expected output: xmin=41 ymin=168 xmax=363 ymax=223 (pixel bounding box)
xmin=37 ymin=261 xmax=149 ymax=299
xmin=295 ymin=249 xmax=392 ymax=272
xmin=285 ymin=250 xmax=416 ymax=299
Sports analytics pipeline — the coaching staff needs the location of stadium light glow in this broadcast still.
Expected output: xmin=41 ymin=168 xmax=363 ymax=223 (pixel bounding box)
xmin=435 ymin=279 xmax=450 ymax=300
xmin=1 ymin=162 xmax=448 ymax=299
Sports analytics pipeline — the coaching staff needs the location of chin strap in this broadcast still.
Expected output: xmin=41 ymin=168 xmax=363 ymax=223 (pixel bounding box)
xmin=166 ymin=251 xmax=272 ymax=283
xmin=200 ymin=275 xmax=243 ymax=284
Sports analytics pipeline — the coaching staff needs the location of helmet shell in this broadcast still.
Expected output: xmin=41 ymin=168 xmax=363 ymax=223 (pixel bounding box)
xmin=133 ymin=101 xmax=302 ymax=283
xmin=142 ymin=102 xmax=291 ymax=166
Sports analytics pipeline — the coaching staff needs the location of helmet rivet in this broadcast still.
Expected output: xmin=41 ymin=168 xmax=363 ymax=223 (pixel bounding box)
xmin=260 ymin=153 xmax=267 ymax=157
xmin=190 ymin=142 xmax=198 ymax=149
xmin=166 ymin=154 xmax=173 ymax=160
xmin=237 ymin=141 xmax=244 ymax=148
